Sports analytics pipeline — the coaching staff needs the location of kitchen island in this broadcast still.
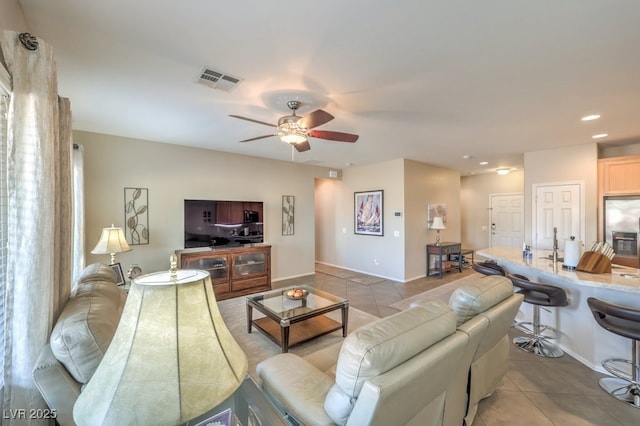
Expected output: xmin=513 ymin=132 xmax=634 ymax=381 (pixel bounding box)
xmin=477 ymin=246 xmax=640 ymax=373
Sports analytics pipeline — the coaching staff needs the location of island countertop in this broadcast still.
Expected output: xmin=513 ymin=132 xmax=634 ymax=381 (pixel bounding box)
xmin=477 ymin=246 xmax=640 ymax=294
xmin=476 ymin=246 xmax=640 ymax=373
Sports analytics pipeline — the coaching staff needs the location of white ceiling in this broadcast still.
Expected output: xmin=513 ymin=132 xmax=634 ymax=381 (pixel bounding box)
xmin=17 ymin=0 xmax=640 ymax=174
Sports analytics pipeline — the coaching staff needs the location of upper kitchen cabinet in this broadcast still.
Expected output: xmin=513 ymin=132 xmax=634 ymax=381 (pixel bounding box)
xmin=215 ymin=201 xmax=245 ymax=224
xmin=598 ymin=155 xmax=640 ymax=195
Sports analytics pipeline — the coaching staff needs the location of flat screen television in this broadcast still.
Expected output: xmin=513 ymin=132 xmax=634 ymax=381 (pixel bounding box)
xmin=184 ymin=199 xmax=264 ymax=249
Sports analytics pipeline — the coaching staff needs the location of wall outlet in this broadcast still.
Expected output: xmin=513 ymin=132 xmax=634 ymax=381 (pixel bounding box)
xmin=373 ymin=258 xmax=379 ymax=265
xmin=393 ymin=230 xmax=400 ymax=237
xmin=342 ymin=227 xmax=347 ymax=233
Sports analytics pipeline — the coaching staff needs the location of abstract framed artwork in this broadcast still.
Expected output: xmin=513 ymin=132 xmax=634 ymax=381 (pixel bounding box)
xmin=124 ymin=187 xmax=149 ymax=245
xmin=427 ymin=203 xmax=447 ymax=228
xmin=282 ymin=195 xmax=295 ymax=236
xmin=354 ymin=190 xmax=383 ymax=236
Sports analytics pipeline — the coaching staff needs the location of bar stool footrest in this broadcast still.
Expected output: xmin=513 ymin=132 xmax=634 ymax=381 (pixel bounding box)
xmin=513 ymin=321 xmax=562 ymax=340
xmin=602 ymin=358 xmax=640 ymax=385
xmin=513 ymin=335 xmax=564 ymax=358
xmin=599 ymin=377 xmax=640 ymax=408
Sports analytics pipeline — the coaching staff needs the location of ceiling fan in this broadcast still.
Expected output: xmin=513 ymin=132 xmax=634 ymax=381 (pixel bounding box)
xmin=229 ymin=100 xmax=359 ymax=152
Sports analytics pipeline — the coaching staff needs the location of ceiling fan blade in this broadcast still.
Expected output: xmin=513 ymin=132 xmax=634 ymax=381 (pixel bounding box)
xmin=229 ymin=115 xmax=276 ymax=128
xmin=298 ymin=109 xmax=334 ymax=129
xmin=294 ymin=141 xmax=311 ymax=152
xmin=307 ymin=130 xmax=359 ymax=143
xmin=238 ymin=134 xmax=276 ymax=142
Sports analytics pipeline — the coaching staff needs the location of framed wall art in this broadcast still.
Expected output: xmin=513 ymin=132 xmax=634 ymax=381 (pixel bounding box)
xmin=427 ymin=203 xmax=447 ymax=228
xmin=282 ymin=195 xmax=295 ymax=236
xmin=124 ymin=187 xmax=149 ymax=245
xmin=354 ymin=190 xmax=383 ymax=236
xmin=110 ymin=263 xmax=126 ymax=286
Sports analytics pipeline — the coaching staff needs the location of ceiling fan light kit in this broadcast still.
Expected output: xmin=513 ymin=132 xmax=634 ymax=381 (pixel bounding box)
xmin=230 ymin=99 xmax=359 ymax=154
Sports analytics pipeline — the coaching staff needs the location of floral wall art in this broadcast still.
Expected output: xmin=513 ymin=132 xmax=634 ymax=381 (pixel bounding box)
xmin=124 ymin=187 xmax=149 ymax=245
xmin=282 ymin=195 xmax=295 ymax=236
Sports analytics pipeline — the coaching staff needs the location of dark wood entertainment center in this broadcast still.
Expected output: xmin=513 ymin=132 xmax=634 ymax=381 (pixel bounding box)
xmin=175 ymin=244 xmax=271 ymax=301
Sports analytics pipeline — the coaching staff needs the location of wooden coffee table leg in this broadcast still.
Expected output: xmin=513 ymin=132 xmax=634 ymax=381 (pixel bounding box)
xmin=342 ymin=303 xmax=349 ymax=337
xmin=280 ymin=321 xmax=290 ymax=353
xmin=246 ymin=303 xmax=253 ymax=333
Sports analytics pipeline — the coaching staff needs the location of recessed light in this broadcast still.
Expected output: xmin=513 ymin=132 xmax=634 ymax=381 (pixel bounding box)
xmin=496 ymin=168 xmax=510 ymax=175
xmin=479 ymin=161 xmax=488 ymax=165
xmin=463 ymin=154 xmax=472 ymax=159
xmin=581 ymin=114 xmax=601 ymax=121
xmin=592 ymin=133 xmax=608 ymax=139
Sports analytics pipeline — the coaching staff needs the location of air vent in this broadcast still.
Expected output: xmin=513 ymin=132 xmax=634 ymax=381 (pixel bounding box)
xmin=196 ymin=67 xmax=241 ymax=92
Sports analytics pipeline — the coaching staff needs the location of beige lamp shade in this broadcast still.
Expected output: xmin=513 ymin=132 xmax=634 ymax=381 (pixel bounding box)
xmin=91 ymin=225 xmax=132 ymax=264
xmin=430 ymin=216 xmax=446 ymax=246
xmin=430 ymin=216 xmax=446 ymax=230
xmin=73 ymin=269 xmax=248 ymax=425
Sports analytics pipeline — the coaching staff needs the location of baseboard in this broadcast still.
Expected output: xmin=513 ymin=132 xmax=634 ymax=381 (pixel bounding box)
xmin=315 ymin=261 xmax=404 ymax=282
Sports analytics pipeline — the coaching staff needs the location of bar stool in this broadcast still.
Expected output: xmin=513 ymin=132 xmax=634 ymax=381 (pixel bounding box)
xmin=587 ymin=297 xmax=640 ymax=408
xmin=472 ymin=260 xmax=505 ymax=276
xmin=507 ymin=274 xmax=568 ymax=358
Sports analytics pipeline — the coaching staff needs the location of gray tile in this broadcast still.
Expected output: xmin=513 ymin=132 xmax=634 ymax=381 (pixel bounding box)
xmin=586 ymin=393 xmax=640 ymax=425
xmin=525 ymin=392 xmax=625 ymax=425
xmin=477 ymin=389 xmax=553 ymax=425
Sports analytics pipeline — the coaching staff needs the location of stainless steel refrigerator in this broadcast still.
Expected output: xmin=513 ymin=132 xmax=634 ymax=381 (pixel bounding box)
xmin=603 ymin=195 xmax=640 ymax=268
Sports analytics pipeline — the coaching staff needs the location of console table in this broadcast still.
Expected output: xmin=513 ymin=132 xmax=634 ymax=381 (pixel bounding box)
xmin=426 ymin=242 xmax=462 ymax=278
xmin=175 ymin=244 xmax=271 ymax=300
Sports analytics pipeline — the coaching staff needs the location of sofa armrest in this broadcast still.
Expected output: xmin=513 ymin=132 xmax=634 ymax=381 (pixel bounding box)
xmin=32 ymin=344 xmax=81 ymax=426
xmin=257 ymin=353 xmax=334 ymax=425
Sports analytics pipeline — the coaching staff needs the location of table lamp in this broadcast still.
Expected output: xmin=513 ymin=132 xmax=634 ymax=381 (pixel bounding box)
xmin=73 ymin=256 xmax=248 ymax=425
xmin=430 ymin=216 xmax=446 ymax=246
xmin=90 ymin=224 xmax=132 ymax=264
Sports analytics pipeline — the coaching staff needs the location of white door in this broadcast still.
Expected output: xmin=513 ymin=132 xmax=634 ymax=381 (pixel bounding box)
xmin=534 ymin=183 xmax=582 ymax=250
xmin=490 ymin=194 xmax=525 ymax=247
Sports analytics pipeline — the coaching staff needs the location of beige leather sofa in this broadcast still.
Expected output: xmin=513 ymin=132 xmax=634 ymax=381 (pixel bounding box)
xmin=32 ymin=263 xmax=126 ymax=426
xmin=256 ymin=275 xmax=522 ymax=426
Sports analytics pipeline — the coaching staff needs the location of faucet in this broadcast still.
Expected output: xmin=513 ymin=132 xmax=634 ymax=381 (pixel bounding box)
xmin=552 ymin=227 xmax=559 ymax=265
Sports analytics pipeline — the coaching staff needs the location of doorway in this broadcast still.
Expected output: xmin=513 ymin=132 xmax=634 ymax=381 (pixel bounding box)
xmin=533 ymin=182 xmax=583 ymax=250
xmin=490 ymin=193 xmax=524 ymax=248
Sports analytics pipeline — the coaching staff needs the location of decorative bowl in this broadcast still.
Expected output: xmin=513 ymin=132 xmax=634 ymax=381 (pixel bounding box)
xmin=284 ymin=288 xmax=308 ymax=300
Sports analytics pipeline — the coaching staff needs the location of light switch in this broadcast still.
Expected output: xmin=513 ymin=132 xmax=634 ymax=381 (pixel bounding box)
xmin=394 ymin=230 xmax=400 ymax=237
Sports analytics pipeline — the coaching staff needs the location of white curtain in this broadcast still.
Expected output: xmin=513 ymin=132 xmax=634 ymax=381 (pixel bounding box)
xmin=72 ymin=143 xmax=85 ymax=292
xmin=1 ymin=30 xmax=73 ymax=424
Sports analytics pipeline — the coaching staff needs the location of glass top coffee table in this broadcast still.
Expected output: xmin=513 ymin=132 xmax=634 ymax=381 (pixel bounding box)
xmin=246 ymin=285 xmax=349 ymax=353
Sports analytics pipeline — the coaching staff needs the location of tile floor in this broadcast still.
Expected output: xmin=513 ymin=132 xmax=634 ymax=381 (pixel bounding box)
xmin=273 ymin=262 xmax=640 ymax=425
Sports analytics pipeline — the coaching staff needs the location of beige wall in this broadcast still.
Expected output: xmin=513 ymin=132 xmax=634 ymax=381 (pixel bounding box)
xmin=315 ymin=159 xmax=406 ymax=281
xmin=78 ymin=130 xmax=334 ymax=280
xmin=461 ymin=170 xmax=525 ymax=250
xmin=524 ymin=143 xmax=599 ymax=247
xmin=315 ymin=158 xmax=461 ymax=282
xmin=0 ymin=0 xmax=28 ymax=32
xmin=404 ymin=159 xmax=461 ymax=281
